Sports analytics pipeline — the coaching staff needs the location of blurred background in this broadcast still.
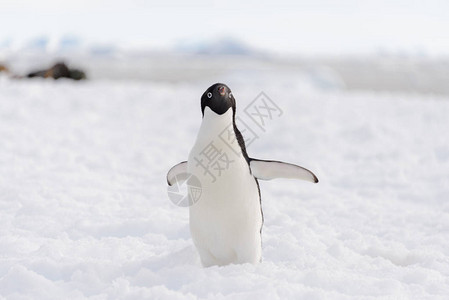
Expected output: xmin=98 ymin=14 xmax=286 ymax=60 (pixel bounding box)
xmin=1 ymin=0 xmax=448 ymax=93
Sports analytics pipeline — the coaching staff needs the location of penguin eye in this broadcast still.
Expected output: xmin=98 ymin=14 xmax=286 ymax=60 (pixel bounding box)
xmin=207 ymin=92 xmax=212 ymax=99
xmin=229 ymin=92 xmax=232 ymax=98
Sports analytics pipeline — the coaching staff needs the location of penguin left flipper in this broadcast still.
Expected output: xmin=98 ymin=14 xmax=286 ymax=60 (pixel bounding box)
xmin=249 ymin=159 xmax=319 ymax=183
xmin=167 ymin=161 xmax=187 ymax=186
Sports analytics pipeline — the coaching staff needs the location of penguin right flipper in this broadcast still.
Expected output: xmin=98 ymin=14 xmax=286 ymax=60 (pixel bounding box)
xmin=249 ymin=159 xmax=319 ymax=183
xmin=166 ymin=161 xmax=187 ymax=186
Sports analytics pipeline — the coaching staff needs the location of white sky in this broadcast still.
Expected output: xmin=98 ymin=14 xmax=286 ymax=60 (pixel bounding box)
xmin=1 ymin=0 xmax=448 ymax=55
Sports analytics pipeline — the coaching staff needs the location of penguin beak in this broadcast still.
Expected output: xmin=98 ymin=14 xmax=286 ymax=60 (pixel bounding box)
xmin=218 ymin=86 xmax=226 ymax=96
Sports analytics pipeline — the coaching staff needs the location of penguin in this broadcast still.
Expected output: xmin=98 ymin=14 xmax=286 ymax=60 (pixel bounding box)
xmin=167 ymin=83 xmax=318 ymax=267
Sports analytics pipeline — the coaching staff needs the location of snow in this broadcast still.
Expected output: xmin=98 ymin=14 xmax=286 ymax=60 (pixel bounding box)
xmin=1 ymin=74 xmax=449 ymax=299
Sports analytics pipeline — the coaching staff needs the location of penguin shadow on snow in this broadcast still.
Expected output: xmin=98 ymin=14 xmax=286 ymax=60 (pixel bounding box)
xmin=167 ymin=83 xmax=319 ymax=267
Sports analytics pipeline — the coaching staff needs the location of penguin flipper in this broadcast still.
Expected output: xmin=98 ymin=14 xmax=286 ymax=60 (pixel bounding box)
xmin=166 ymin=161 xmax=187 ymax=186
xmin=249 ymin=159 xmax=319 ymax=183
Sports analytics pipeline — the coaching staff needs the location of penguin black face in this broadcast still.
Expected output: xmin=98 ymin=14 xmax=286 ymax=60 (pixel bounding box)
xmin=201 ymin=83 xmax=236 ymax=116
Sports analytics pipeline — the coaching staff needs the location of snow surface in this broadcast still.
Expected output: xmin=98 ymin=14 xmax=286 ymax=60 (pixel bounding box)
xmin=1 ymin=75 xmax=449 ymax=299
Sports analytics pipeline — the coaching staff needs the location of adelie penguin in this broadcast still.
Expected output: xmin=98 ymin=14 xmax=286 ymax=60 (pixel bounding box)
xmin=167 ymin=83 xmax=318 ymax=267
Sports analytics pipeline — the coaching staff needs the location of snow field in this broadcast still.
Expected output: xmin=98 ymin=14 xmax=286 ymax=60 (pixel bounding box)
xmin=1 ymin=78 xmax=449 ymax=299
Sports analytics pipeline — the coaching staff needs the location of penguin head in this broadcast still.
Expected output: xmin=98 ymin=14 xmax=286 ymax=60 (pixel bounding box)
xmin=201 ymin=83 xmax=235 ymax=116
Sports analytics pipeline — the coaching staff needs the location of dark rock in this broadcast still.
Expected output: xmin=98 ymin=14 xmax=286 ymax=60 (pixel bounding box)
xmin=27 ymin=62 xmax=86 ymax=80
xmin=0 ymin=64 xmax=9 ymax=73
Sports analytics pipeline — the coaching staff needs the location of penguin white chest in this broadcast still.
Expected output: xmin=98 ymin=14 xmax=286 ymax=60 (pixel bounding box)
xmin=187 ymin=108 xmax=262 ymax=267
